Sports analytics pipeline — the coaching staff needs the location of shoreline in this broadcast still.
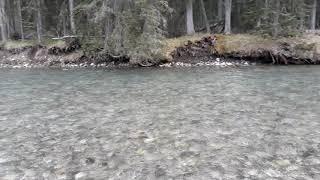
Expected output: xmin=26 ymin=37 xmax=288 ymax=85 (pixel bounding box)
xmin=1 ymin=34 xmax=320 ymax=69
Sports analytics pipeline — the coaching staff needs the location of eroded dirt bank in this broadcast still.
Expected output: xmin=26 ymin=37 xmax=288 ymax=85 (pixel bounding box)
xmin=165 ymin=34 xmax=320 ymax=66
xmin=0 ymin=38 xmax=131 ymax=68
xmin=1 ymin=34 xmax=320 ymax=68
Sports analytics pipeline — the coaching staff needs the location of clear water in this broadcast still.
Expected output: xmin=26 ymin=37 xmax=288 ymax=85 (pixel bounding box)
xmin=0 ymin=66 xmax=320 ymax=180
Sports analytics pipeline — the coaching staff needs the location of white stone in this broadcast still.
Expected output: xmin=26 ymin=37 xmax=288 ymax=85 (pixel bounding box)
xmin=275 ymin=159 xmax=291 ymax=167
xmin=144 ymin=138 xmax=155 ymax=143
xmin=248 ymin=169 xmax=258 ymax=176
xmin=75 ymin=172 xmax=87 ymax=180
xmin=286 ymin=165 xmax=299 ymax=171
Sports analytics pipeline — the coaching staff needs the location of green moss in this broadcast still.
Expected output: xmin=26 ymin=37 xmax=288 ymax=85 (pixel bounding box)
xmin=3 ymin=40 xmax=36 ymax=50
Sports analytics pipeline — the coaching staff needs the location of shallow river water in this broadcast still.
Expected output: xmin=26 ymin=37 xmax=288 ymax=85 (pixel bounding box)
xmin=0 ymin=66 xmax=320 ymax=180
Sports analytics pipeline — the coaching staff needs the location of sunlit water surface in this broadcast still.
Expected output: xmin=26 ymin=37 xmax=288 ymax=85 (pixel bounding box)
xmin=0 ymin=66 xmax=320 ymax=180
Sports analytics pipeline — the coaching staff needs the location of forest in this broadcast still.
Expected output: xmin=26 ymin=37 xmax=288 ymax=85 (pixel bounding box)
xmin=0 ymin=0 xmax=319 ymax=63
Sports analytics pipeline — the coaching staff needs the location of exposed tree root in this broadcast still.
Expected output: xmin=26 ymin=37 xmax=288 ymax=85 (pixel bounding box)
xmin=169 ymin=34 xmax=320 ymax=65
xmin=48 ymin=37 xmax=81 ymax=55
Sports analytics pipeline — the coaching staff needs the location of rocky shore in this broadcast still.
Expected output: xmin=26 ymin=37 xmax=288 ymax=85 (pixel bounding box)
xmin=1 ymin=34 xmax=320 ymax=68
xmin=0 ymin=37 xmax=131 ymax=69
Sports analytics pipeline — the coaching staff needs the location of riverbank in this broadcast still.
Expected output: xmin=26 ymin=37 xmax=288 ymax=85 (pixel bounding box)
xmin=1 ymin=33 xmax=320 ymax=68
xmin=214 ymin=34 xmax=320 ymax=65
xmin=165 ymin=33 xmax=320 ymax=66
xmin=0 ymin=37 xmax=131 ymax=68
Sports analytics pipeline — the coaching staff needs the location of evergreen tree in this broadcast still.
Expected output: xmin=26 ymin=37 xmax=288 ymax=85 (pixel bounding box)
xmin=0 ymin=0 xmax=319 ymax=57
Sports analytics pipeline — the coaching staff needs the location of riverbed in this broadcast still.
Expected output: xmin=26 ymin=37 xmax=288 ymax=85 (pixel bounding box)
xmin=0 ymin=66 xmax=320 ymax=179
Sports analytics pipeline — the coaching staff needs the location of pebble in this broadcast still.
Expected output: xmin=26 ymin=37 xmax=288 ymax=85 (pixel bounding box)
xmin=2 ymin=174 xmax=18 ymax=180
xmin=144 ymin=152 xmax=162 ymax=161
xmin=265 ymin=169 xmax=282 ymax=178
xmin=57 ymin=175 xmax=68 ymax=180
xmin=79 ymin=139 xmax=87 ymax=144
xmin=75 ymin=172 xmax=87 ymax=180
xmin=21 ymin=170 xmax=36 ymax=180
xmin=210 ymin=171 xmax=222 ymax=179
xmin=144 ymin=138 xmax=155 ymax=143
xmin=155 ymin=165 xmax=166 ymax=177
xmin=0 ymin=158 xmax=8 ymax=163
xmin=85 ymin=157 xmax=95 ymax=165
xmin=275 ymin=159 xmax=291 ymax=167
xmin=287 ymin=165 xmax=299 ymax=171
xmin=160 ymin=63 xmax=172 ymax=67
xmin=168 ymin=60 xmax=251 ymax=67
xmin=309 ymin=158 xmax=320 ymax=165
xmin=247 ymin=169 xmax=258 ymax=176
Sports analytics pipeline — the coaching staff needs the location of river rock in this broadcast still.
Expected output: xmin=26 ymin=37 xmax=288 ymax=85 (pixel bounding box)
xmin=155 ymin=165 xmax=166 ymax=177
xmin=2 ymin=174 xmax=18 ymax=180
xmin=75 ymin=172 xmax=87 ymax=180
xmin=265 ymin=169 xmax=282 ymax=178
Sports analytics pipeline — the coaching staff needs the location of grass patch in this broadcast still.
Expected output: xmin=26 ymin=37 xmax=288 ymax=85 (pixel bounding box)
xmin=1 ymin=39 xmax=66 ymax=50
xmin=162 ymin=33 xmax=276 ymax=59
xmin=45 ymin=39 xmax=66 ymax=48
xmin=214 ymin=34 xmax=276 ymax=55
xmin=2 ymin=40 xmax=36 ymax=50
xmin=161 ymin=33 xmax=320 ymax=63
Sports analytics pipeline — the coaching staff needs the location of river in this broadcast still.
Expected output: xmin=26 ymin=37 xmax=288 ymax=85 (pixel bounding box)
xmin=0 ymin=66 xmax=320 ymax=180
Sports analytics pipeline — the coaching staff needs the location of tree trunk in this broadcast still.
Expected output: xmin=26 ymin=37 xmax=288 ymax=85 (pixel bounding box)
xmin=63 ymin=16 xmax=67 ymax=36
xmin=36 ymin=0 xmax=42 ymax=43
xmin=218 ymin=0 xmax=223 ymax=21
xmin=186 ymin=0 xmax=195 ymax=35
xmin=104 ymin=17 xmax=112 ymax=50
xmin=264 ymin=0 xmax=269 ymax=20
xmin=299 ymin=0 xmax=306 ymax=31
xmin=69 ymin=0 xmax=76 ymax=34
xmin=272 ymin=0 xmax=280 ymax=37
xmin=7 ymin=0 xmax=15 ymax=36
xmin=311 ymin=0 xmax=317 ymax=30
xmin=256 ymin=0 xmax=262 ymax=28
xmin=104 ymin=0 xmax=116 ymax=50
xmin=318 ymin=1 xmax=320 ymax=28
xmin=16 ymin=0 xmax=24 ymax=39
xmin=224 ymin=0 xmax=232 ymax=34
xmin=0 ymin=0 xmax=7 ymax=42
xmin=236 ymin=0 xmax=242 ymax=30
xmin=199 ymin=0 xmax=210 ymax=33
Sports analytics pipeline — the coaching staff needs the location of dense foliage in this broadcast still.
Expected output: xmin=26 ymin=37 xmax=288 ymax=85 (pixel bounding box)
xmin=0 ymin=0 xmax=319 ymax=61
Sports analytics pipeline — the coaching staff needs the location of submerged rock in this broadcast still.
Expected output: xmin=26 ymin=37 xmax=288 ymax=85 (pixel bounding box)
xmin=74 ymin=172 xmax=87 ymax=180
